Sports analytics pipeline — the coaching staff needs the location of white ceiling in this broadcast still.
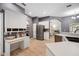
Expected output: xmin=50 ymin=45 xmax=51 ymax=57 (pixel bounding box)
xmin=25 ymin=3 xmax=79 ymax=17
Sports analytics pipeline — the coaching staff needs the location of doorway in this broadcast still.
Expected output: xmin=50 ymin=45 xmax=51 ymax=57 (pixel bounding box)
xmin=50 ymin=19 xmax=61 ymax=36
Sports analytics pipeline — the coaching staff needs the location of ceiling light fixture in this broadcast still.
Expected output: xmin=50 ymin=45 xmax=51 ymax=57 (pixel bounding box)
xmin=71 ymin=16 xmax=76 ymax=19
xmin=77 ymin=15 xmax=79 ymax=18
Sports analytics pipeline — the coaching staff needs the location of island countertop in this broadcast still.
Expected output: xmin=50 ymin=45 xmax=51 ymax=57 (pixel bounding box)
xmin=55 ymin=32 xmax=79 ymax=38
xmin=46 ymin=42 xmax=79 ymax=56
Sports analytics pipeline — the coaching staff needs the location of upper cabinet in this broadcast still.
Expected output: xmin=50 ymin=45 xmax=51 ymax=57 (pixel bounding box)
xmin=5 ymin=10 xmax=30 ymax=32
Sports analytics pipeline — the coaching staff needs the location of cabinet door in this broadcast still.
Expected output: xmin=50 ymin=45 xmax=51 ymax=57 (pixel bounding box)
xmin=55 ymin=35 xmax=62 ymax=42
xmin=20 ymin=36 xmax=30 ymax=49
xmin=33 ymin=24 xmax=36 ymax=38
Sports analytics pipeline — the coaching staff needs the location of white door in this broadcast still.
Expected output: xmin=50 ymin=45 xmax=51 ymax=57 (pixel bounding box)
xmin=0 ymin=12 xmax=3 ymax=55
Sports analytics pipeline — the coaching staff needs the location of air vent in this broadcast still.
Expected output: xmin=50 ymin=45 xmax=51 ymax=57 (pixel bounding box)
xmin=16 ymin=3 xmax=26 ymax=9
xmin=66 ymin=4 xmax=72 ymax=8
xmin=21 ymin=3 xmax=26 ymax=6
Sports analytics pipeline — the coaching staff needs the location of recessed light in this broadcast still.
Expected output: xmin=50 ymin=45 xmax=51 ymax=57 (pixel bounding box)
xmin=77 ymin=15 xmax=79 ymax=18
xmin=53 ymin=25 xmax=56 ymax=28
xmin=71 ymin=16 xmax=76 ymax=19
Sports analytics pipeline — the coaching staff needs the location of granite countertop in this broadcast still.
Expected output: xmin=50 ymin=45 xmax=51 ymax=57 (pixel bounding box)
xmin=46 ymin=42 xmax=79 ymax=56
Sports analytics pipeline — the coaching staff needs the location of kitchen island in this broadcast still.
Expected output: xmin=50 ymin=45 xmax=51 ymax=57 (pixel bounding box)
xmin=46 ymin=42 xmax=79 ymax=56
xmin=55 ymin=32 xmax=79 ymax=42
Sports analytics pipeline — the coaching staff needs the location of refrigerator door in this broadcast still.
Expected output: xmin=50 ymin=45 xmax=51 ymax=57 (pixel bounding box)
xmin=36 ymin=25 xmax=44 ymax=40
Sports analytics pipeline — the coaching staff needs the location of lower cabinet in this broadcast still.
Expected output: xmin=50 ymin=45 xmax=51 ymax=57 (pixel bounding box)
xmin=24 ymin=36 xmax=30 ymax=48
xmin=55 ymin=35 xmax=62 ymax=42
xmin=5 ymin=36 xmax=30 ymax=56
xmin=19 ymin=36 xmax=30 ymax=49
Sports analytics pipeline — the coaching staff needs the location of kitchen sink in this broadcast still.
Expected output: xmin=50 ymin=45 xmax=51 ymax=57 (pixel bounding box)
xmin=66 ymin=37 xmax=79 ymax=43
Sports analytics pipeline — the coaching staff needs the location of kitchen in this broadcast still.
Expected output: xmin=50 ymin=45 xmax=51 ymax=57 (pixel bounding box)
xmin=0 ymin=3 xmax=79 ymax=56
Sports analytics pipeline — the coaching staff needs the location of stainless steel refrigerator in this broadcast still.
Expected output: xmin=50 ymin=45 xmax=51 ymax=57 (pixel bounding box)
xmin=36 ymin=25 xmax=44 ymax=40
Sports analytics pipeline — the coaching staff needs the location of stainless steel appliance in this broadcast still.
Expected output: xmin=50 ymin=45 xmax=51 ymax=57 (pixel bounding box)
xmin=36 ymin=25 xmax=44 ymax=40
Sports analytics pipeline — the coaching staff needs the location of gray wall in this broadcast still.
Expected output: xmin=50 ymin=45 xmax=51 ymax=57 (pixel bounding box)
xmin=61 ymin=15 xmax=79 ymax=32
xmin=33 ymin=16 xmax=62 ymax=24
xmin=0 ymin=3 xmax=25 ymax=14
xmin=32 ymin=17 xmax=39 ymax=24
xmin=61 ymin=17 xmax=70 ymax=32
xmin=32 ymin=16 xmax=79 ymax=32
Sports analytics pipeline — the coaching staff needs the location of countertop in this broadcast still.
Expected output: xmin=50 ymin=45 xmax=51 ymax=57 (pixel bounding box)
xmin=46 ymin=42 xmax=79 ymax=56
xmin=55 ymin=32 xmax=79 ymax=38
xmin=5 ymin=37 xmax=26 ymax=44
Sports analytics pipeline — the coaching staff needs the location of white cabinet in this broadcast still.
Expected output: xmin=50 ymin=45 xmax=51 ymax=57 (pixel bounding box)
xmin=23 ymin=36 xmax=30 ymax=48
xmin=33 ymin=23 xmax=36 ymax=38
xmin=44 ymin=32 xmax=49 ymax=40
xmin=5 ymin=36 xmax=30 ymax=56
